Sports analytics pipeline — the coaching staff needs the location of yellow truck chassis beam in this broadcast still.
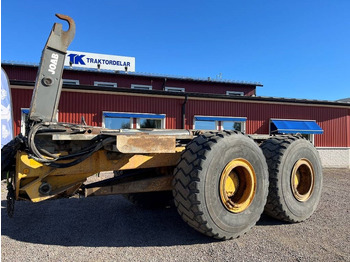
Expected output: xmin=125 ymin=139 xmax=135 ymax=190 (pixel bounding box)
xmin=16 ymin=148 xmax=183 ymax=202
xmin=85 ymin=175 xmax=173 ymax=197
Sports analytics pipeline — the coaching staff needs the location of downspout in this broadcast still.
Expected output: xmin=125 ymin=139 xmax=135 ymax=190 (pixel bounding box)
xmin=182 ymin=94 xmax=188 ymax=129
xmin=162 ymin=78 xmax=167 ymax=90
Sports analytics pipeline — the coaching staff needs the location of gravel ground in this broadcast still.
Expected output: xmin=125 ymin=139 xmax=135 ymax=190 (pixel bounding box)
xmin=1 ymin=169 xmax=349 ymax=262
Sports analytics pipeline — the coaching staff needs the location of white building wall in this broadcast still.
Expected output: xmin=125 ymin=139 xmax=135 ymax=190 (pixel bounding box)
xmin=317 ymin=147 xmax=350 ymax=169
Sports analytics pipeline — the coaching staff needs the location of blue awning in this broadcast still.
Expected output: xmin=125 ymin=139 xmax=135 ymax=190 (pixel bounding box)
xmin=271 ymin=120 xmax=323 ymax=134
xmin=195 ymin=116 xmax=246 ymax=122
xmin=22 ymin=108 xmax=29 ymax=114
xmin=104 ymin=112 xmax=165 ymax=119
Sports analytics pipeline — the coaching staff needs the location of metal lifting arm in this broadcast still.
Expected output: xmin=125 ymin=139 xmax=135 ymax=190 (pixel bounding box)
xmin=29 ymin=14 xmax=75 ymax=124
xmin=2 ymin=14 xmax=189 ymax=207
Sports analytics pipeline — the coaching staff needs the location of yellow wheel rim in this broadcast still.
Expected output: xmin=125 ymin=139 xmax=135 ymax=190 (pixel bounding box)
xmin=219 ymin=158 xmax=257 ymax=213
xmin=291 ymin=159 xmax=315 ymax=202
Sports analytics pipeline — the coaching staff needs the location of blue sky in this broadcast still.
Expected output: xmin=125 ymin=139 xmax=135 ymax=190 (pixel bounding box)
xmin=2 ymin=1 xmax=349 ymax=100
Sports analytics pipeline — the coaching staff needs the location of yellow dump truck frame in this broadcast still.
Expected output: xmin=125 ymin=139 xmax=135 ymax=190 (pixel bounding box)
xmin=1 ymin=14 xmax=323 ymax=240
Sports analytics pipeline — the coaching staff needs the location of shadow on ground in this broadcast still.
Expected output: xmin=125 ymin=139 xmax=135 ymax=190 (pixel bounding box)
xmin=1 ymin=194 xmax=282 ymax=247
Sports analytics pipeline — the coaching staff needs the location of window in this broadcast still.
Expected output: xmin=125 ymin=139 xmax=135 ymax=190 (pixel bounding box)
xmin=63 ymin=79 xmax=80 ymax=85
xmin=226 ymin=91 xmax=244 ymax=96
xmin=221 ymin=121 xmax=245 ymax=132
xmin=137 ymin=118 xmax=162 ymax=129
xmin=20 ymin=108 xmax=29 ymax=134
xmin=194 ymin=116 xmax=246 ymax=132
xmin=94 ymin=81 xmax=117 ymax=88
xmin=104 ymin=116 xmax=132 ymax=129
xmin=21 ymin=108 xmax=59 ymax=134
xmin=194 ymin=120 xmax=217 ymax=130
xmin=300 ymin=134 xmax=314 ymax=144
xmin=131 ymin=84 xmax=152 ymax=90
xmin=103 ymin=112 xmax=165 ymax=129
xmin=165 ymin=86 xmax=185 ymax=92
xmin=270 ymin=119 xmax=324 ymax=144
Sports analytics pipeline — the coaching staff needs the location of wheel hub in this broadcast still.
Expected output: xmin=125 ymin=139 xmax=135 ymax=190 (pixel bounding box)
xmin=219 ymin=158 xmax=257 ymax=213
xmin=291 ymin=158 xmax=315 ymax=202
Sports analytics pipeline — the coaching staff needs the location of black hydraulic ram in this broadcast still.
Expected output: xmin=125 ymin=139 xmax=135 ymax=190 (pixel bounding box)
xmin=29 ymin=14 xmax=75 ymax=125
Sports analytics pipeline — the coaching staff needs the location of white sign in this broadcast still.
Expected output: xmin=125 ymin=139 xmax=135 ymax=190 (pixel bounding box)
xmin=1 ymin=68 xmax=14 ymax=148
xmin=64 ymin=51 xmax=135 ymax=72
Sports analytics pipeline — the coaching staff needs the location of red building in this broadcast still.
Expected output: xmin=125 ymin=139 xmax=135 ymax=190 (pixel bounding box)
xmin=2 ymin=63 xmax=350 ymax=168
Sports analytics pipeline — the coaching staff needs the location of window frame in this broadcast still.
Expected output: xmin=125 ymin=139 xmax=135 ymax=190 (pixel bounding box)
xmin=136 ymin=118 xmax=165 ymax=129
xmin=193 ymin=115 xmax=246 ymax=132
xmin=131 ymin=84 xmax=152 ymax=90
xmin=226 ymin=91 xmax=244 ymax=96
xmin=102 ymin=111 xmax=166 ymax=129
xmin=102 ymin=112 xmax=133 ymax=129
xmin=20 ymin=108 xmax=29 ymax=135
xmin=220 ymin=120 xmax=246 ymax=133
xmin=63 ymin=79 xmax=80 ymax=85
xmin=94 ymin=81 xmax=118 ymax=88
xmin=193 ymin=119 xmax=219 ymax=131
xmin=164 ymin=86 xmax=185 ymax=92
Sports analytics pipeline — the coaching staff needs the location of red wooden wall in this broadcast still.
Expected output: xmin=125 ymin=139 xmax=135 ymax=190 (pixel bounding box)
xmin=11 ymin=87 xmax=350 ymax=148
xmin=4 ymin=64 xmax=256 ymax=96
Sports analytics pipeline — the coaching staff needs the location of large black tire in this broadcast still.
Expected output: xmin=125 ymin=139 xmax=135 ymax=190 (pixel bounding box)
xmin=261 ymin=136 xmax=323 ymax=222
xmin=123 ymin=191 xmax=174 ymax=209
xmin=172 ymin=131 xmax=269 ymax=240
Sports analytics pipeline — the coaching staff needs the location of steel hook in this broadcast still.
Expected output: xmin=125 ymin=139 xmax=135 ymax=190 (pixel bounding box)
xmin=47 ymin=14 xmax=76 ymax=51
xmin=55 ymin=14 xmax=75 ymax=48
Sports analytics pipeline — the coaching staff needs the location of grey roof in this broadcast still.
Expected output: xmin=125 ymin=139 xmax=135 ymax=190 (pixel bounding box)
xmin=1 ymin=61 xmax=263 ymax=86
xmin=336 ymin=98 xmax=350 ymax=103
xmin=8 ymin=77 xmax=350 ymax=108
xmin=253 ymin=95 xmax=350 ymax=107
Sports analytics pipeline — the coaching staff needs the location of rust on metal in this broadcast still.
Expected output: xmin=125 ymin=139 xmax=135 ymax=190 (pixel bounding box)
xmin=116 ymin=135 xmax=176 ymax=153
xmin=85 ymin=175 xmax=173 ymax=197
xmin=51 ymin=14 xmax=76 ymax=51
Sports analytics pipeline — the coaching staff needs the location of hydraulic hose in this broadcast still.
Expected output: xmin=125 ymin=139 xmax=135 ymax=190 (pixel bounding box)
xmin=27 ymin=123 xmax=116 ymax=168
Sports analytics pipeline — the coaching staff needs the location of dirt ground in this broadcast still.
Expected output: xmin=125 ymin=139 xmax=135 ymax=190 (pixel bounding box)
xmin=1 ymin=169 xmax=349 ymax=261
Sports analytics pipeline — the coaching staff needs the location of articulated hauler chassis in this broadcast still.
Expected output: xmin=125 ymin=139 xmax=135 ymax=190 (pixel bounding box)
xmin=1 ymin=15 xmax=323 ymax=240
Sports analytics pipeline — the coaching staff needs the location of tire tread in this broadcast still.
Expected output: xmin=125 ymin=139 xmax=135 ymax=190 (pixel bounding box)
xmin=261 ymin=135 xmax=305 ymax=223
xmin=173 ymin=131 xmax=266 ymax=239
